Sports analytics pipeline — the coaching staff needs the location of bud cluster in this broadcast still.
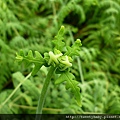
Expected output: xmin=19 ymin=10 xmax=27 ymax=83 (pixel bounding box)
xmin=48 ymin=49 xmax=73 ymax=71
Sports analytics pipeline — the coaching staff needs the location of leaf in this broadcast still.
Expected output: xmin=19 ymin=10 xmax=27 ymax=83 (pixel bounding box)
xmin=52 ymin=26 xmax=65 ymax=51
xmin=16 ymin=50 xmax=45 ymax=76
xmin=0 ymin=91 xmax=9 ymax=104
xmin=0 ymin=104 xmax=13 ymax=114
xmin=55 ymin=71 xmax=81 ymax=106
xmin=22 ymin=94 xmax=33 ymax=106
xmin=12 ymin=72 xmax=40 ymax=99
xmin=0 ymin=90 xmax=14 ymax=114
xmin=65 ymin=39 xmax=82 ymax=57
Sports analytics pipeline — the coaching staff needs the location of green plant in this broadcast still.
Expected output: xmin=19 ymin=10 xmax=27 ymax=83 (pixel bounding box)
xmin=0 ymin=0 xmax=120 ymax=115
xmin=15 ymin=26 xmax=82 ymax=115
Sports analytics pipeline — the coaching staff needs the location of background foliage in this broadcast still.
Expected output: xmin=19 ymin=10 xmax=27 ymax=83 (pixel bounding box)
xmin=0 ymin=0 xmax=120 ymax=114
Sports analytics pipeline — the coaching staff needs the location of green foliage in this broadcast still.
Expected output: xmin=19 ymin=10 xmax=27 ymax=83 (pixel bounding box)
xmin=55 ymin=71 xmax=81 ymax=106
xmin=0 ymin=0 xmax=120 ymax=115
xmin=16 ymin=50 xmax=45 ymax=76
xmin=52 ymin=26 xmax=65 ymax=51
xmin=0 ymin=72 xmax=40 ymax=114
xmin=12 ymin=72 xmax=40 ymax=99
xmin=16 ymin=26 xmax=82 ymax=106
xmin=58 ymin=0 xmax=86 ymax=26
xmin=65 ymin=39 xmax=82 ymax=57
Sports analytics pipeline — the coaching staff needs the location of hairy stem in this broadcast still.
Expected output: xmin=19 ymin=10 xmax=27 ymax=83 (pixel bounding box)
xmin=36 ymin=66 xmax=56 ymax=116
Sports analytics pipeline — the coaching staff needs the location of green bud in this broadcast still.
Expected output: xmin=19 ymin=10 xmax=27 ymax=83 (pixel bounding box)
xmin=60 ymin=56 xmax=72 ymax=67
xmin=58 ymin=55 xmax=72 ymax=71
xmin=75 ymin=39 xmax=82 ymax=46
xmin=48 ymin=51 xmax=63 ymax=66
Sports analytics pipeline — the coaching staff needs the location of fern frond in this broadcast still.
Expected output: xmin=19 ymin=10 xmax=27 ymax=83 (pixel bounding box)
xmin=74 ymin=4 xmax=86 ymax=23
xmin=58 ymin=0 xmax=85 ymax=26
xmin=16 ymin=50 xmax=45 ymax=76
xmin=65 ymin=39 xmax=82 ymax=57
xmin=55 ymin=71 xmax=81 ymax=106
xmin=52 ymin=25 xmax=65 ymax=51
xmin=99 ymin=0 xmax=120 ymax=11
xmin=105 ymin=8 xmax=119 ymax=15
xmin=12 ymin=72 xmax=40 ymax=99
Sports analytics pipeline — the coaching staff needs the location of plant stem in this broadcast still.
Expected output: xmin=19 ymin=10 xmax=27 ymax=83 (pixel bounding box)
xmin=10 ymin=103 xmax=62 ymax=112
xmin=36 ymin=66 xmax=55 ymax=117
xmin=0 ymin=72 xmax=31 ymax=110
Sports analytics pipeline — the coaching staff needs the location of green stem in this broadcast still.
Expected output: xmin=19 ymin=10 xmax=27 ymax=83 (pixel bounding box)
xmin=36 ymin=66 xmax=56 ymax=115
xmin=0 ymin=72 xmax=31 ymax=110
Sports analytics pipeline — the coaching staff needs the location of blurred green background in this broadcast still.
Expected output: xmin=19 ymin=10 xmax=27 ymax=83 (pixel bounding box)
xmin=0 ymin=0 xmax=120 ymax=114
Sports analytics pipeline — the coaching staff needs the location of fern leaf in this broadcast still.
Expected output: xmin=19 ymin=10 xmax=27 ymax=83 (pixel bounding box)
xmin=55 ymin=71 xmax=81 ymax=106
xmin=16 ymin=50 xmax=45 ymax=76
xmin=100 ymin=0 xmax=120 ymax=11
xmin=75 ymin=5 xmax=86 ymax=23
xmin=52 ymin=26 xmax=65 ymax=51
xmin=65 ymin=39 xmax=82 ymax=57
xmin=0 ymin=104 xmax=13 ymax=114
xmin=12 ymin=72 xmax=40 ymax=99
xmin=0 ymin=39 xmax=11 ymax=51
xmin=0 ymin=90 xmax=13 ymax=114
